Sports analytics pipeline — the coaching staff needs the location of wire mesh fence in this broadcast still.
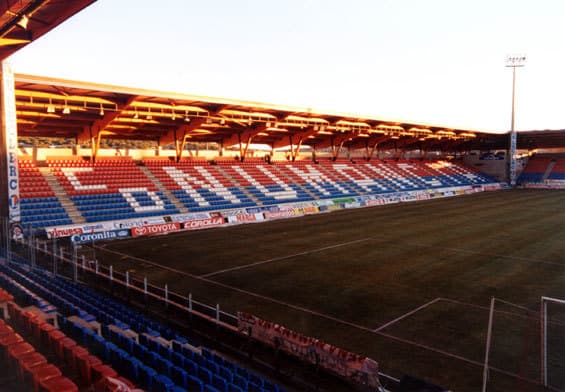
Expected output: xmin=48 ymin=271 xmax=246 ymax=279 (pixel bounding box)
xmin=0 ymin=217 xmax=238 ymax=330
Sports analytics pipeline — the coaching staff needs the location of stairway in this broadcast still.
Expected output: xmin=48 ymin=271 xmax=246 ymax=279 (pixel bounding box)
xmin=542 ymin=160 xmax=556 ymax=181
xmin=137 ymin=164 xmax=188 ymax=214
xmin=38 ymin=167 xmax=86 ymax=224
xmin=271 ymin=164 xmax=319 ymax=200
xmin=213 ymin=165 xmax=260 ymax=204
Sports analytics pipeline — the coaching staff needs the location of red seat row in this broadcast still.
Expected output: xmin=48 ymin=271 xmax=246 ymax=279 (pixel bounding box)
xmin=3 ymin=300 xmax=137 ymax=392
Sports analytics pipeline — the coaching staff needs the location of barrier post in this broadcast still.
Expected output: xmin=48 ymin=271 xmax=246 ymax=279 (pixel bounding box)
xmin=72 ymin=243 xmax=77 ymax=282
xmin=123 ymin=270 xmax=130 ymax=303
xmin=215 ymin=303 xmax=221 ymax=337
xmin=164 ymin=284 xmax=169 ymax=310
xmin=188 ymin=293 xmax=193 ymax=323
xmin=34 ymin=238 xmax=39 ymax=265
xmin=27 ymin=236 xmax=32 ymax=266
xmin=109 ymin=265 xmax=114 ymax=294
xmin=52 ymin=238 xmax=57 ymax=276
xmin=144 ymin=276 xmax=148 ymax=304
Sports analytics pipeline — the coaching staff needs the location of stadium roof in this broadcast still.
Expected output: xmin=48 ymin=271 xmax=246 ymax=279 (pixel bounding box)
xmin=14 ymin=73 xmax=565 ymax=159
xmin=0 ymin=0 xmax=96 ymax=60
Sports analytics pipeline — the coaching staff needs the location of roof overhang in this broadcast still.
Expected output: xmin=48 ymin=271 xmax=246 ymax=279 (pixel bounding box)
xmin=0 ymin=0 xmax=97 ymax=60
xmin=14 ymin=73 xmax=519 ymax=152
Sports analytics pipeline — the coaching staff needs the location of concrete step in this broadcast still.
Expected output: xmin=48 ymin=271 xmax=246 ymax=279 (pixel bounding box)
xmin=38 ymin=167 xmax=86 ymax=224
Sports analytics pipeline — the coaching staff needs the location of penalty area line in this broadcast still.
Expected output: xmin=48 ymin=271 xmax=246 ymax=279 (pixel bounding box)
xmin=373 ymin=298 xmax=442 ymax=332
xmin=200 ymin=237 xmax=375 ymax=278
xmin=91 ymin=246 xmax=542 ymax=387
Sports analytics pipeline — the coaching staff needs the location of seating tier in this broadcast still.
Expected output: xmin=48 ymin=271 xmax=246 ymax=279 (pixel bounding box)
xmin=17 ymin=159 xmax=72 ymax=229
xmin=16 ymin=157 xmax=499 ymax=228
xmin=47 ymin=157 xmax=179 ymax=222
xmin=0 ymin=261 xmax=285 ymax=392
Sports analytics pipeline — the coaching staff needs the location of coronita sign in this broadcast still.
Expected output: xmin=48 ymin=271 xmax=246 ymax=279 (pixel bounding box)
xmin=71 ymin=229 xmax=131 ymax=244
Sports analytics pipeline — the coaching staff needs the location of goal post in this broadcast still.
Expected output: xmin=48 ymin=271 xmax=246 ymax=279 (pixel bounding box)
xmin=541 ymin=296 xmax=565 ymax=389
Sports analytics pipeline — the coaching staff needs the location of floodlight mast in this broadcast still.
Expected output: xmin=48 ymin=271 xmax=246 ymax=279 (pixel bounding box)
xmin=505 ymin=54 xmax=526 ymax=187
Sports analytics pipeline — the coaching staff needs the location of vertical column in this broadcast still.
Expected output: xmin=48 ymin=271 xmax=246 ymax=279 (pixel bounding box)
xmin=509 ymin=66 xmax=517 ymax=186
xmin=505 ymin=54 xmax=526 ymax=187
xmin=0 ymin=61 xmax=20 ymax=226
xmin=509 ymin=130 xmax=517 ymax=186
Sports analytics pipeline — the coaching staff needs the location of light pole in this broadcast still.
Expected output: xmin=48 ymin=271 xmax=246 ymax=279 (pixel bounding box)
xmin=505 ymin=54 xmax=526 ymax=187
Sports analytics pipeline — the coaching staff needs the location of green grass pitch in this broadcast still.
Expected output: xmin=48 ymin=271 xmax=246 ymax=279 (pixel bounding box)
xmin=93 ymin=189 xmax=565 ymax=392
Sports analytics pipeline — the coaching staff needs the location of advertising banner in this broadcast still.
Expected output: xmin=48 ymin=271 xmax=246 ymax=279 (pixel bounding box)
xmin=483 ymin=184 xmax=503 ymax=191
xmin=364 ymin=198 xmax=385 ymax=207
xmin=236 ymin=213 xmax=263 ymax=222
xmin=113 ymin=216 xmax=166 ymax=229
xmin=71 ymin=229 xmax=130 ymax=244
xmin=263 ymin=209 xmax=295 ymax=220
xmin=172 ymin=212 xmax=211 ymax=222
xmin=47 ymin=226 xmax=85 ymax=239
xmin=332 ymin=197 xmax=356 ymax=205
xmin=227 ymin=214 xmax=259 ymax=223
xmin=2 ymin=62 xmax=20 ymax=223
xmin=238 ymin=313 xmax=380 ymax=389
xmin=131 ymin=222 xmax=181 ymax=237
xmin=314 ymin=199 xmax=335 ymax=207
xmin=183 ymin=217 xmax=225 ymax=230
xmin=287 ymin=201 xmax=315 ymax=209
xmin=46 ymin=220 xmax=143 ymax=239
xmin=216 ymin=209 xmax=246 ymax=217
xmin=246 ymin=205 xmax=280 ymax=214
xmin=301 ymin=206 xmax=319 ymax=214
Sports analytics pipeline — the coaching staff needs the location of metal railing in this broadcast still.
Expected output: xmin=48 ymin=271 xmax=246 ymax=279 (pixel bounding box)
xmin=8 ymin=235 xmax=239 ymax=331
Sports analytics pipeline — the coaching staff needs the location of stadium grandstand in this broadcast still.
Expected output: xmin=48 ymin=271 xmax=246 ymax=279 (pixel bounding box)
xmin=1 ymin=2 xmax=565 ymax=392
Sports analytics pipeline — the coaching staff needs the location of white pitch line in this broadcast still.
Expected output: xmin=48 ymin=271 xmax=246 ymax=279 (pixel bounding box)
xmin=200 ymin=237 xmax=375 ymax=278
xmin=373 ymin=297 xmax=442 ymax=332
xmin=87 ymin=248 xmax=547 ymax=386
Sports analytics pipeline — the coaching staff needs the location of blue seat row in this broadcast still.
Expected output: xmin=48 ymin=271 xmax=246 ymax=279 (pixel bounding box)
xmin=4 ymin=261 xmax=285 ymax=392
xmin=21 ymin=207 xmax=66 ymax=216
xmin=20 ymin=200 xmax=63 ymax=209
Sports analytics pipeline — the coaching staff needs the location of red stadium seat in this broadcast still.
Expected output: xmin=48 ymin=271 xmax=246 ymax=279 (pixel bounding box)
xmin=39 ymin=375 xmax=78 ymax=392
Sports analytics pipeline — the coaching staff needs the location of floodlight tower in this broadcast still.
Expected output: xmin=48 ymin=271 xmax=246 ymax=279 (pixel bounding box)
xmin=505 ymin=54 xmax=526 ymax=187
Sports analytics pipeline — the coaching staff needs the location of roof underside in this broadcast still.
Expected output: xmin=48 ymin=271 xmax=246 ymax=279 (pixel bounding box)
xmin=13 ymin=73 xmax=565 ymax=152
xmin=0 ymin=0 xmax=96 ymax=60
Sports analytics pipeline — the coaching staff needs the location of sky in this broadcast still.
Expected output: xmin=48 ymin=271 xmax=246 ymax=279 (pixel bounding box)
xmin=9 ymin=0 xmax=565 ymax=133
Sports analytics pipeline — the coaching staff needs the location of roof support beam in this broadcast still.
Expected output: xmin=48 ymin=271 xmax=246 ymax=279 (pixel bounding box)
xmin=159 ymin=118 xmax=207 ymax=161
xmin=315 ymin=134 xmax=352 ymax=160
xmin=364 ymin=135 xmax=390 ymax=161
xmin=223 ymin=124 xmax=268 ymax=162
xmin=91 ymin=129 xmax=117 ymax=162
xmin=286 ymin=134 xmax=305 ymax=162
xmin=332 ymin=138 xmax=345 ymax=160
xmin=77 ymin=95 xmax=137 ymax=145
xmin=271 ymin=127 xmax=321 ymax=162
xmin=394 ymin=136 xmax=420 ymax=150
